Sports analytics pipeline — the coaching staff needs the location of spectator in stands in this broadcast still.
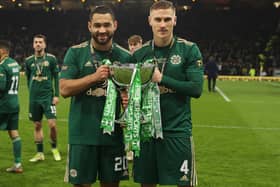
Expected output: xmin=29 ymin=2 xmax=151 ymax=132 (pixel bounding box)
xmin=249 ymin=65 xmax=256 ymax=76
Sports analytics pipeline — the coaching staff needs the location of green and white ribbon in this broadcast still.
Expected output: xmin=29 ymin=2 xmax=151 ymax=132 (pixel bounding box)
xmin=140 ymin=83 xmax=153 ymax=140
xmin=141 ymin=82 xmax=163 ymax=140
xmin=152 ymin=83 xmax=163 ymax=139
xmin=124 ymin=62 xmax=163 ymax=157
xmin=124 ymin=64 xmax=142 ymax=156
xmin=101 ymin=59 xmax=118 ymax=135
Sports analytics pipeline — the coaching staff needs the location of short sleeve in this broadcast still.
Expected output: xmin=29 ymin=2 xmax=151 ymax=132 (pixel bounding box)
xmin=0 ymin=66 xmax=7 ymax=91
xmin=60 ymin=48 xmax=79 ymax=79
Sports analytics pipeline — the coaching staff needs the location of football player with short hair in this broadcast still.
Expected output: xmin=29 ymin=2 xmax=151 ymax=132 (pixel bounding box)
xmin=60 ymin=5 xmax=130 ymax=187
xmin=0 ymin=40 xmax=23 ymax=173
xmin=132 ymin=1 xmax=204 ymax=187
xmin=25 ymin=34 xmax=61 ymax=162
xmin=128 ymin=35 xmax=143 ymax=54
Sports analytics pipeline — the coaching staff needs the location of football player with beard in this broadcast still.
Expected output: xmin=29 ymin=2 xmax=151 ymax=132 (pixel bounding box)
xmin=25 ymin=34 xmax=61 ymax=163
xmin=60 ymin=5 xmax=131 ymax=187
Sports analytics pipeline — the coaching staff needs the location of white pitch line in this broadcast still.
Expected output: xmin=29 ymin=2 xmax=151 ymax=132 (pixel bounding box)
xmin=215 ymin=86 xmax=231 ymax=102
xmin=264 ymin=82 xmax=280 ymax=87
xmin=195 ymin=124 xmax=280 ymax=131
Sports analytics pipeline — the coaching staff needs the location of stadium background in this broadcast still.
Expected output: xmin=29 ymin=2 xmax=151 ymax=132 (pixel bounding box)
xmin=0 ymin=0 xmax=280 ymax=187
xmin=1 ymin=0 xmax=280 ymax=76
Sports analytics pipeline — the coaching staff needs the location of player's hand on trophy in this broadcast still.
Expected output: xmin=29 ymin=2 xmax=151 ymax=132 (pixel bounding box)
xmin=120 ymin=90 xmax=129 ymax=109
xmin=152 ymin=67 xmax=162 ymax=83
xmin=95 ymin=65 xmax=110 ymax=82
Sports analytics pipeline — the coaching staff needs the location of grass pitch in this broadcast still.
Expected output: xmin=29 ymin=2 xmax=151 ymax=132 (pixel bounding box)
xmin=0 ymin=77 xmax=280 ymax=187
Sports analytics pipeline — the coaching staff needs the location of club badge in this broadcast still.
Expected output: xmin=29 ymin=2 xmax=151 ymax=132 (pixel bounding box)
xmin=170 ymin=55 xmax=181 ymax=65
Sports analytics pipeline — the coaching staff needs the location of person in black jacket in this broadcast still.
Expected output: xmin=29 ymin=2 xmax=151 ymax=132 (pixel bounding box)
xmin=205 ymin=56 xmax=219 ymax=92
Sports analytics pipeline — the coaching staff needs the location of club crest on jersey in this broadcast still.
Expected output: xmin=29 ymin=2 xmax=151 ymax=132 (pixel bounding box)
xmin=43 ymin=61 xmax=49 ymax=67
xmin=70 ymin=169 xmax=77 ymax=178
xmin=170 ymin=55 xmax=181 ymax=65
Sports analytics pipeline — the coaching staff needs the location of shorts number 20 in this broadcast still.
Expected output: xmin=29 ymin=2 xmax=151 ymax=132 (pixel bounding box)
xmin=114 ymin=156 xmax=128 ymax=171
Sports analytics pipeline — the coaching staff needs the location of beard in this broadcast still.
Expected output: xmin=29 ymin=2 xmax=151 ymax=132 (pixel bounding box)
xmin=92 ymin=32 xmax=114 ymax=45
xmin=35 ymin=47 xmax=44 ymax=54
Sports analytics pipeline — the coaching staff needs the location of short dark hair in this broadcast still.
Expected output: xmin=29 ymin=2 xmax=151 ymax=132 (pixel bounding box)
xmin=33 ymin=34 xmax=47 ymax=43
xmin=150 ymin=0 xmax=175 ymax=13
xmin=89 ymin=5 xmax=115 ymax=21
xmin=0 ymin=40 xmax=11 ymax=52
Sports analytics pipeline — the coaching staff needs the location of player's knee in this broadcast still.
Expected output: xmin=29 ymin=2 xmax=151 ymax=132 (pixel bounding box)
xmin=49 ymin=122 xmax=56 ymax=128
xmin=48 ymin=119 xmax=56 ymax=128
xmin=34 ymin=122 xmax=42 ymax=131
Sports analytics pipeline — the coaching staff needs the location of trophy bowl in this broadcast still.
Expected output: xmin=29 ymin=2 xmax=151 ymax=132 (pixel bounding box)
xmin=110 ymin=63 xmax=155 ymax=87
xmin=110 ymin=63 xmax=136 ymax=87
xmin=110 ymin=63 xmax=155 ymax=124
xmin=140 ymin=63 xmax=155 ymax=86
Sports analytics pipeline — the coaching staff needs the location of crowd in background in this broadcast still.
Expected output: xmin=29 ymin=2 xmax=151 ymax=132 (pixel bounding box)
xmin=1 ymin=7 xmax=280 ymax=76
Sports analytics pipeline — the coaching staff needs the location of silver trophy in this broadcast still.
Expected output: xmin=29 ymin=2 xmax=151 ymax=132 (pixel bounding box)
xmin=110 ymin=63 xmax=155 ymax=124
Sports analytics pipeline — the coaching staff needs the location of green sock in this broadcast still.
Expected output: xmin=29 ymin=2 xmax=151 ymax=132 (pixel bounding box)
xmin=12 ymin=137 xmax=21 ymax=164
xmin=35 ymin=141 xmax=43 ymax=152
